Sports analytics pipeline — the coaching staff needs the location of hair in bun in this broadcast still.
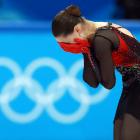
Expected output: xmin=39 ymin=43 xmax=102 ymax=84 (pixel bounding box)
xmin=65 ymin=5 xmax=81 ymax=17
xmin=52 ymin=4 xmax=85 ymax=37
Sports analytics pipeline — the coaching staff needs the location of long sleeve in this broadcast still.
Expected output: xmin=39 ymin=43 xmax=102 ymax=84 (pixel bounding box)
xmin=93 ymin=36 xmax=116 ymax=89
xmin=82 ymin=53 xmax=99 ymax=88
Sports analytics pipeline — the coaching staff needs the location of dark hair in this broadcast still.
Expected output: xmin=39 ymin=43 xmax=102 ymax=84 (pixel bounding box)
xmin=51 ymin=5 xmax=85 ymax=37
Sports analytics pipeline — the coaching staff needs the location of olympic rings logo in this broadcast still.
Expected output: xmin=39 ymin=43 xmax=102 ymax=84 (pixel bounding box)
xmin=0 ymin=57 xmax=110 ymax=124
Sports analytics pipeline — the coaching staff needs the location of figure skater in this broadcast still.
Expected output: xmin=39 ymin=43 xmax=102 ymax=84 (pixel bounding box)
xmin=51 ymin=5 xmax=140 ymax=140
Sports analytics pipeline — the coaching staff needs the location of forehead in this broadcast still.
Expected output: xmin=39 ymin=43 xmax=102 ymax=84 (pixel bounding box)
xmin=55 ymin=35 xmax=74 ymax=43
xmin=55 ymin=35 xmax=65 ymax=42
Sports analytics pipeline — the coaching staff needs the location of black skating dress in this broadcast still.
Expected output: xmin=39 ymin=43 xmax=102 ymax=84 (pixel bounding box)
xmin=82 ymin=22 xmax=140 ymax=123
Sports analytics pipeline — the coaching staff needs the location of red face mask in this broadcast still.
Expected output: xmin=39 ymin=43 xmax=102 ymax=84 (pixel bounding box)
xmin=57 ymin=38 xmax=91 ymax=54
xmin=57 ymin=38 xmax=96 ymax=72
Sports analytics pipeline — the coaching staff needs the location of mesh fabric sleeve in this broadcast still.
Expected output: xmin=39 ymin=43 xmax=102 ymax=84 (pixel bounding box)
xmin=82 ymin=53 xmax=99 ymax=88
xmin=93 ymin=36 xmax=116 ymax=89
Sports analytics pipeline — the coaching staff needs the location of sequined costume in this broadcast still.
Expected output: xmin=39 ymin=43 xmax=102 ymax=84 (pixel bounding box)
xmin=82 ymin=22 xmax=140 ymax=122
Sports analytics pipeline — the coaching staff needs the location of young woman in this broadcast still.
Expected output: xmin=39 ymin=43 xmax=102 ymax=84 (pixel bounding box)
xmin=51 ymin=5 xmax=140 ymax=140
